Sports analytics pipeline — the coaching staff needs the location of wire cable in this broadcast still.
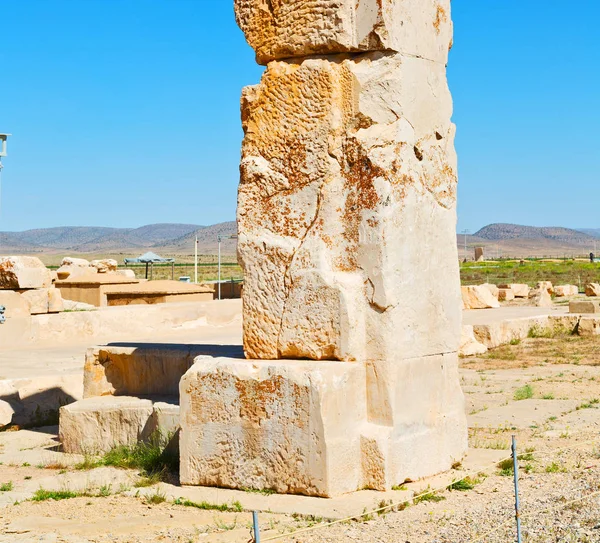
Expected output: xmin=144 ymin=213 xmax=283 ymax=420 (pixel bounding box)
xmin=258 ymin=434 xmax=600 ymax=542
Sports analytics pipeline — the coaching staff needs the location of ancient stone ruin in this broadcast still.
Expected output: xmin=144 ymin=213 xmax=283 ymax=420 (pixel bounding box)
xmin=58 ymin=0 xmax=468 ymax=499
xmin=178 ymin=0 xmax=468 ymax=496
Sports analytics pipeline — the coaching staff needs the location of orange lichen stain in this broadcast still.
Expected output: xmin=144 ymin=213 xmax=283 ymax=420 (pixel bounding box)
xmin=339 ymin=136 xmax=383 ymax=270
xmin=434 ymin=4 xmax=447 ymax=34
xmin=235 ymin=376 xmax=308 ymax=429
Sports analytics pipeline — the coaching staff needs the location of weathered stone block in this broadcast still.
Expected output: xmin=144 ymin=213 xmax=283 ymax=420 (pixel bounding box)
xmin=537 ymin=281 xmax=554 ymax=294
xmin=48 ymin=287 xmax=64 ymax=313
xmin=578 ymin=317 xmax=600 ymax=336
xmin=147 ymin=401 xmax=180 ymax=455
xmin=554 ymin=285 xmax=579 ymax=297
xmin=0 ymin=256 xmax=52 ymax=290
xmin=235 ymin=0 xmax=453 ymax=65
xmin=529 ymin=287 xmax=552 ymax=308
xmin=364 ymin=353 xmax=467 ymax=485
xmin=83 ymin=345 xmax=198 ymax=398
xmin=180 ymin=354 xmax=466 ymax=496
xmin=239 ymin=52 xmax=460 ymax=361
xmin=0 ymin=290 xmax=30 ymax=317
xmin=585 ymin=283 xmax=600 ymax=297
xmin=19 ymin=288 xmax=50 ymax=315
xmin=180 ymin=358 xmax=367 ymax=497
xmin=498 ymin=288 xmax=515 ymax=302
xmin=498 ymin=283 xmax=530 ymax=298
xmin=462 ymin=285 xmax=500 ymax=309
xmin=480 ymin=283 xmax=499 ymax=298
xmin=570 ymin=301 xmax=600 ymax=314
xmin=460 ymin=325 xmax=488 ymax=357
xmin=59 ymin=396 xmax=153 ymax=454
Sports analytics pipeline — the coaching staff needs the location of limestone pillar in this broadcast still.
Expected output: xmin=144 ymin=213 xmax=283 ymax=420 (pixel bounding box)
xmin=179 ymin=0 xmax=467 ymax=497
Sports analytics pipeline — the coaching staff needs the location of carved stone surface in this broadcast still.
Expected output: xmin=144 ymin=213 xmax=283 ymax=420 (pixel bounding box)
xmin=234 ymin=0 xmax=453 ymax=65
xmin=171 ymin=0 xmax=466 ymax=498
xmin=238 ymin=52 xmax=460 ymax=361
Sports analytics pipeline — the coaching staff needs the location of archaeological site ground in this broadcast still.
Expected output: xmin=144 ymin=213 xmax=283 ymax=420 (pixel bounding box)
xmin=1 ymin=1 xmax=600 ymax=543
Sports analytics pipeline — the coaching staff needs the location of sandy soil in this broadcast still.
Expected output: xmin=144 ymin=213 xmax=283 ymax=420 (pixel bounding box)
xmin=1 ymin=336 xmax=600 ymax=542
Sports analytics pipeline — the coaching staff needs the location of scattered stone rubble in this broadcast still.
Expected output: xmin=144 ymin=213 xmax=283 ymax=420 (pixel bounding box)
xmin=462 ymin=285 xmax=500 ymax=309
xmin=554 ymin=284 xmax=579 ymax=297
xmin=0 ymin=256 xmax=64 ymax=316
xmin=585 ymin=283 xmax=600 ymax=297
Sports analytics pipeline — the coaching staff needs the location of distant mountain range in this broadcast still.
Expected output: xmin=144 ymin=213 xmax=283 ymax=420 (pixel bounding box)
xmin=0 ymin=222 xmax=238 ymax=255
xmin=577 ymin=228 xmax=600 ymax=239
xmin=1 ymin=221 xmax=599 ymax=260
xmin=460 ymin=223 xmax=599 ymax=259
xmin=474 ymin=223 xmax=598 ymax=244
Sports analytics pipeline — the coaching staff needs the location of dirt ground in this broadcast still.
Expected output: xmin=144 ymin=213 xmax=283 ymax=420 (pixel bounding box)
xmin=1 ymin=336 xmax=600 ymax=542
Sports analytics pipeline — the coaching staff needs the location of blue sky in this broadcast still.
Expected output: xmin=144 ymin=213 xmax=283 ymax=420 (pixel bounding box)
xmin=1 ymin=0 xmax=598 ymax=233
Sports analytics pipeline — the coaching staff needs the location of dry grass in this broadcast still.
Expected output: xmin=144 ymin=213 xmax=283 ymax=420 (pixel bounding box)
xmin=461 ymin=335 xmax=600 ymax=371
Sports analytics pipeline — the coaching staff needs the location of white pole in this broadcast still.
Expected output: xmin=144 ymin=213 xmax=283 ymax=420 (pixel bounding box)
xmin=194 ymin=237 xmax=198 ymax=284
xmin=218 ymin=236 xmax=222 ymax=301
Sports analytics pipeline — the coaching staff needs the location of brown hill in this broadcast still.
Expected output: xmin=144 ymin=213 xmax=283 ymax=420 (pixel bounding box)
xmin=2 ymin=221 xmax=599 ymax=261
xmin=474 ymin=224 xmax=595 ymax=245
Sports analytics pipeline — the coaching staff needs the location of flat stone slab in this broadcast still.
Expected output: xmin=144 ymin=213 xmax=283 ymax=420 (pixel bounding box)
xmin=469 ymin=399 xmax=580 ymax=429
xmin=462 ymin=306 xmax=565 ymax=326
xmin=131 ymin=447 xmax=506 ymax=520
xmin=570 ymin=301 xmax=600 ymax=314
xmin=0 ymin=256 xmax=52 ymax=290
xmin=544 ymin=405 xmax=600 ymax=434
xmin=59 ymin=396 xmax=154 ymax=454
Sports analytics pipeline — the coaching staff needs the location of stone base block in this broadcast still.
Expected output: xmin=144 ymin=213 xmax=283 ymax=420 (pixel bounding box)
xmin=180 ymin=355 xmax=467 ymax=497
xmin=83 ymin=345 xmax=199 ymax=398
xmin=60 ymin=396 xmax=154 ymax=454
xmin=59 ymin=396 xmax=180 ymax=455
xmin=570 ymin=301 xmax=600 ymax=314
xmin=148 ymin=400 xmax=180 ymax=456
xmin=364 ymin=353 xmax=467 ymax=488
xmin=578 ymin=317 xmax=600 ymax=336
xmin=180 ymin=358 xmax=367 ymax=497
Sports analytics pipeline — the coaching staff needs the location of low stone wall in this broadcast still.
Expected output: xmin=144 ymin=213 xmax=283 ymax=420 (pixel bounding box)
xmin=460 ymin=313 xmax=600 ymax=356
xmin=0 ymin=299 xmax=241 ymax=348
xmin=0 ymin=374 xmax=83 ymax=428
xmin=82 ymin=344 xmax=241 ymax=398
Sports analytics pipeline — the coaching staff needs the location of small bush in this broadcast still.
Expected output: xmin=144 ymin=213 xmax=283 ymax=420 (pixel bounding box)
xmin=486 ymin=347 xmax=517 ymax=361
xmin=173 ymin=498 xmax=243 ymax=512
xmin=0 ymin=482 xmax=13 ymax=492
xmin=577 ymin=399 xmax=600 ymax=410
xmin=414 ymin=486 xmax=445 ymax=504
xmin=76 ymin=432 xmax=178 ymax=483
xmin=447 ymin=477 xmax=479 ymax=491
xmin=542 ymin=393 xmax=555 ymax=400
xmin=32 ymin=489 xmax=78 ymax=501
xmin=514 ymin=384 xmax=534 ymax=401
xmin=545 ymin=462 xmax=566 ymax=473
xmin=145 ymin=490 xmax=166 ymax=505
xmin=134 ymin=472 xmax=162 ymax=488
xmin=497 ymin=458 xmax=514 ymax=476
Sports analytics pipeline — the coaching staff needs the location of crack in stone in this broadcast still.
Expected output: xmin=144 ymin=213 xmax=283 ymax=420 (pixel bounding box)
xmin=275 ymin=186 xmax=324 ymax=356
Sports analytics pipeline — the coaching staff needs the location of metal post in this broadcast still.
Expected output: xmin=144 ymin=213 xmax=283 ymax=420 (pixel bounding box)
xmin=194 ymin=236 xmax=198 ymax=284
xmin=218 ymin=236 xmax=222 ymax=301
xmin=252 ymin=511 xmax=260 ymax=543
xmin=512 ymin=435 xmax=522 ymax=543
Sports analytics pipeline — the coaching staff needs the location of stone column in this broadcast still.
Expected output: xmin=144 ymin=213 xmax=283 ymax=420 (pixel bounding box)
xmin=179 ymin=0 xmax=467 ymax=497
